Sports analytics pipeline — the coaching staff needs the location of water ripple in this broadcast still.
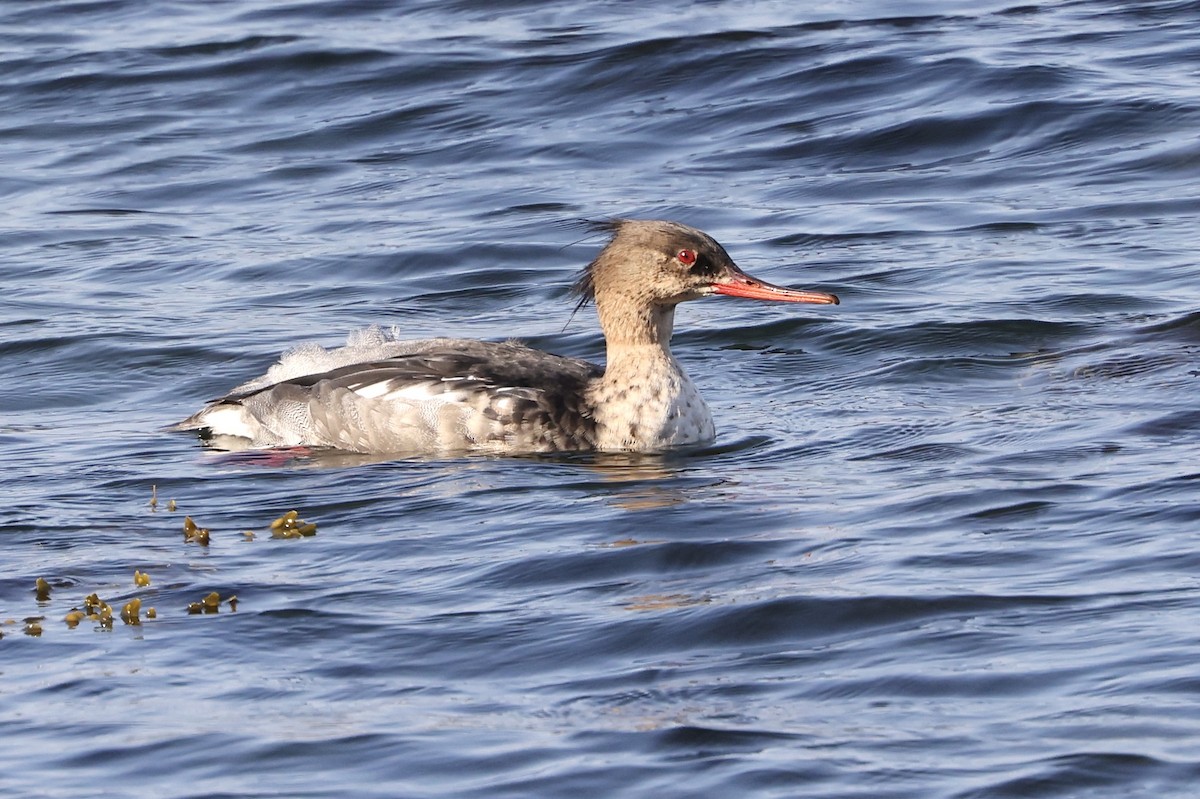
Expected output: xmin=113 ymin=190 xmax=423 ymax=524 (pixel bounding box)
xmin=4 ymin=1 xmax=1200 ymax=797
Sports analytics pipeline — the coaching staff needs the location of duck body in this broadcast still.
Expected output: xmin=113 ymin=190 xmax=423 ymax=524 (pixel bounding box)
xmin=173 ymin=220 xmax=837 ymax=455
xmin=176 ymin=331 xmax=714 ymax=454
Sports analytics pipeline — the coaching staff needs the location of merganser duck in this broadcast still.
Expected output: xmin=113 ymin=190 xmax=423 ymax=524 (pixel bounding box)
xmin=172 ymin=220 xmax=839 ymax=454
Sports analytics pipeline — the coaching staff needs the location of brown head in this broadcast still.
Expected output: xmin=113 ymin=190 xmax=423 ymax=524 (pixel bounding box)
xmin=571 ymin=220 xmax=838 ymax=341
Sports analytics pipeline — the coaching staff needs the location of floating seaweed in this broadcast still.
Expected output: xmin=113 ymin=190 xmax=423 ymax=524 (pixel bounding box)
xmin=83 ymin=593 xmax=115 ymax=629
xmin=120 ymin=598 xmax=142 ymax=626
xmin=183 ymin=516 xmax=211 ymax=546
xmin=150 ymin=485 xmax=177 ymax=512
xmin=187 ymin=590 xmax=231 ymax=615
xmin=17 ymin=503 xmax=312 ymax=635
xmin=269 ymin=510 xmax=317 ymax=539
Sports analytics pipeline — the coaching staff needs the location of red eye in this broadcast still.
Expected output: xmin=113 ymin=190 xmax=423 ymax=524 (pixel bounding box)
xmin=677 ymin=249 xmax=697 ymax=265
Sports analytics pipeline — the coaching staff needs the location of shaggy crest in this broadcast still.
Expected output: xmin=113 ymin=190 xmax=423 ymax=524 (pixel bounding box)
xmin=568 ymin=219 xmax=624 ymax=310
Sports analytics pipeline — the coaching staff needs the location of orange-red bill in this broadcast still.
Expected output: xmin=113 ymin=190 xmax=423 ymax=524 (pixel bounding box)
xmin=712 ymin=268 xmax=840 ymax=305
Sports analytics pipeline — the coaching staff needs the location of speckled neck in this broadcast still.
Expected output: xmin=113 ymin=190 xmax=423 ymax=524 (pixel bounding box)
xmin=588 ymin=301 xmax=715 ymax=450
xmin=595 ymin=296 xmax=676 ymax=348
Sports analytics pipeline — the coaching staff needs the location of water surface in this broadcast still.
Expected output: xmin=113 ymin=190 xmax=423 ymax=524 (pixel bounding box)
xmin=2 ymin=1 xmax=1199 ymax=797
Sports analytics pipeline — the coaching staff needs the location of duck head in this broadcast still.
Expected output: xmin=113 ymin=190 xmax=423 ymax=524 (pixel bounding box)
xmin=571 ymin=219 xmax=840 ymax=314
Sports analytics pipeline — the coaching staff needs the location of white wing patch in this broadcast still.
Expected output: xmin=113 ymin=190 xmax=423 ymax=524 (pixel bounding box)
xmin=350 ymin=379 xmax=471 ymax=402
xmin=195 ymin=404 xmax=262 ymax=440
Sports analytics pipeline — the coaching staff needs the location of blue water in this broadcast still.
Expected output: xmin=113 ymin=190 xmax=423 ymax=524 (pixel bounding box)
xmin=3 ymin=1 xmax=1200 ymax=797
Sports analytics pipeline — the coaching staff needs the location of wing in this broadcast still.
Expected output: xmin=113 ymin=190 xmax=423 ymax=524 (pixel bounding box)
xmin=176 ymin=339 xmax=603 ymax=453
